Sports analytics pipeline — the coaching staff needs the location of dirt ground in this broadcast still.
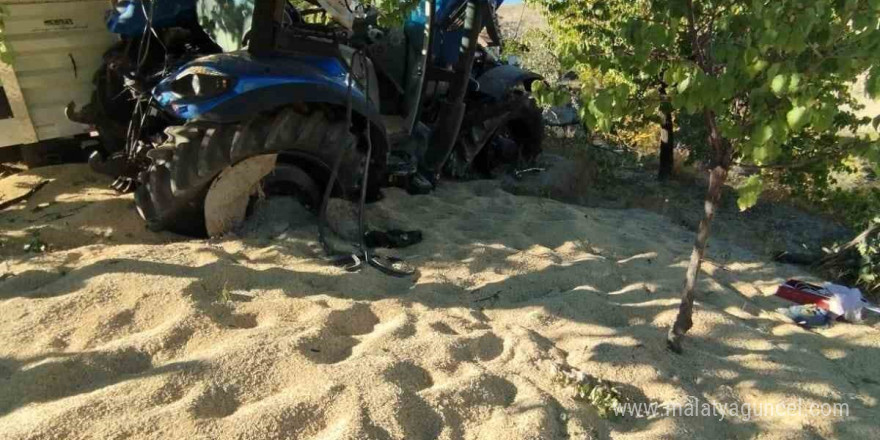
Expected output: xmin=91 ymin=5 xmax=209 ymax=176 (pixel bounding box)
xmin=507 ymin=140 xmax=853 ymax=264
xmin=1 ymin=164 xmax=878 ymax=439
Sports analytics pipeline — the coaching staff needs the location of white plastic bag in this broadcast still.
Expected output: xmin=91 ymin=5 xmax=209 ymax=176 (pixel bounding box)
xmin=823 ymin=283 xmax=864 ymax=322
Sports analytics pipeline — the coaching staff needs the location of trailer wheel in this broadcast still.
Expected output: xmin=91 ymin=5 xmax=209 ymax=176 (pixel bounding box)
xmin=134 ymin=107 xmax=364 ymax=237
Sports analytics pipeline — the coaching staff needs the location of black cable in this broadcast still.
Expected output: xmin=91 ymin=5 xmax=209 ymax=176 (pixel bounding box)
xmin=123 ymin=3 xmax=152 ymax=158
xmin=316 ymin=48 xmax=413 ymax=277
xmin=356 ymin=52 xmax=372 ymax=263
xmin=124 ymin=0 xmax=161 ymax=160
xmin=135 ymin=0 xmax=153 ymax=71
xmin=354 ymin=52 xmax=414 ymax=278
xmin=318 ymin=49 xmax=368 ymax=271
xmin=141 ymin=0 xmax=168 ymax=55
xmin=316 ymin=48 xmax=361 ymax=268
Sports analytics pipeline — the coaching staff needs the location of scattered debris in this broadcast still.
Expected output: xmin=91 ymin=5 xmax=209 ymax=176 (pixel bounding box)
xmin=514 ymin=167 xmax=546 ymax=179
xmin=32 ymin=202 xmax=51 ymax=212
xmin=215 ymin=280 xmax=257 ymax=303
xmin=776 ymin=304 xmax=831 ymax=328
xmin=23 ymin=234 xmax=48 ymax=253
xmin=0 ymin=163 xmax=25 ymax=179
xmin=217 ymin=281 xmax=232 ymax=303
xmin=229 ymin=291 xmax=256 ymax=302
xmin=550 ymin=362 xmax=626 ymax=419
xmin=0 ymin=180 xmax=49 ymax=211
xmin=775 ymin=279 xmax=880 ymax=323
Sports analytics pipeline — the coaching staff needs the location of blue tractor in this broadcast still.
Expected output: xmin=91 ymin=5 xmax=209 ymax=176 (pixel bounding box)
xmin=71 ymin=0 xmax=544 ymax=239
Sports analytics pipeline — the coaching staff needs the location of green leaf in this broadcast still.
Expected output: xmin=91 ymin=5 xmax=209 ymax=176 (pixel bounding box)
xmin=788 ymin=73 xmax=802 ymax=93
xmin=677 ymin=75 xmax=692 ymax=94
xmin=752 ymin=124 xmax=774 ymax=146
xmin=787 ymin=106 xmax=810 ymax=132
xmin=531 ymin=81 xmax=545 ymax=94
xmin=770 ymin=74 xmax=788 ymax=96
xmin=593 ymin=92 xmax=614 ymax=116
xmin=811 ymin=105 xmax=836 ymax=132
xmin=642 ymin=23 xmax=666 ymax=47
xmin=717 ymin=73 xmax=736 ymax=100
xmin=737 ymin=175 xmax=764 ymax=211
xmin=553 ymin=90 xmax=570 ymax=107
xmin=719 ymin=119 xmax=743 ymax=138
xmin=580 ymin=107 xmax=597 ymax=131
xmin=766 ymin=63 xmax=781 ymax=80
xmin=867 ymin=66 xmax=880 ymax=100
xmin=746 ymin=58 xmax=769 ymax=78
xmin=752 ymin=142 xmax=781 ymax=164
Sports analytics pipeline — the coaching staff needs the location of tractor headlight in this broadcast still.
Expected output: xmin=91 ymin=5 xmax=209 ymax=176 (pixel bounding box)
xmin=170 ymin=67 xmax=235 ymax=99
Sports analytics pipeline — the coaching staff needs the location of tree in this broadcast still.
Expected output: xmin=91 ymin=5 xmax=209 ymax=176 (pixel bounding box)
xmin=658 ymin=82 xmax=675 ymax=180
xmin=528 ymin=0 xmax=689 ymax=180
xmin=531 ymin=0 xmax=880 ymax=352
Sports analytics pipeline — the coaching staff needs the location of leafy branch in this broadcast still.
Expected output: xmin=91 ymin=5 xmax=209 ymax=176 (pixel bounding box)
xmin=530 ymin=0 xmax=880 ymax=352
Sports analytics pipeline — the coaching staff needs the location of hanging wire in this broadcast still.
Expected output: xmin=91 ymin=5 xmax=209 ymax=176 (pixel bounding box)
xmin=355 ymin=53 xmax=373 ymax=268
xmin=317 ymin=48 xmax=367 ymax=271
xmin=125 ymin=0 xmax=166 ymax=159
xmin=317 ymin=45 xmax=413 ymax=277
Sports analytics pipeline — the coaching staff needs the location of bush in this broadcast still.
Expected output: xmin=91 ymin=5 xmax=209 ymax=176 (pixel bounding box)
xmin=502 ymin=28 xmax=562 ymax=82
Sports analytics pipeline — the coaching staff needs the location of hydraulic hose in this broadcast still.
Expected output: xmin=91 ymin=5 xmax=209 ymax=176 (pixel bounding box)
xmin=317 ymin=46 xmax=413 ymax=277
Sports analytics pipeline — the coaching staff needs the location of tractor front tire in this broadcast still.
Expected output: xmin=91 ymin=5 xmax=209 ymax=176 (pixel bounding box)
xmin=134 ymin=107 xmax=361 ymax=236
xmin=469 ymin=91 xmax=545 ymax=176
xmin=504 ymin=91 xmax=545 ymax=162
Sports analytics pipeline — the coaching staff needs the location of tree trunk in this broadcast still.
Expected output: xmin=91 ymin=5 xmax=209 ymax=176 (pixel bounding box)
xmin=658 ymin=108 xmax=675 ymax=180
xmin=658 ymin=84 xmax=675 ymax=181
xmin=667 ymin=110 xmax=730 ymax=353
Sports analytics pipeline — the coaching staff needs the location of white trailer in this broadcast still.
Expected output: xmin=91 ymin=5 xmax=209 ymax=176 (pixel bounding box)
xmin=0 ymin=0 xmax=115 ymax=149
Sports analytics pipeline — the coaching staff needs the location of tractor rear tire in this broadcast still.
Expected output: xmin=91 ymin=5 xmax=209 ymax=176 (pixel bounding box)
xmin=134 ymin=107 xmax=362 ymax=236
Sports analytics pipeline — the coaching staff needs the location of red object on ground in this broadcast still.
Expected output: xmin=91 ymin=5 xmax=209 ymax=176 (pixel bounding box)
xmin=775 ymin=280 xmax=834 ymax=311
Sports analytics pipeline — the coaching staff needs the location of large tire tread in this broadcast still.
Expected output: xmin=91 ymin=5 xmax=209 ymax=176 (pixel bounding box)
xmin=135 ymin=107 xmax=360 ymax=236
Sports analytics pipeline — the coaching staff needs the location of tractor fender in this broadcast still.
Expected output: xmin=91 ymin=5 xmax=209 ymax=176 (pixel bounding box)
xmin=195 ymin=82 xmax=383 ymax=131
xmin=476 ymin=65 xmax=543 ymax=100
xmin=155 ymin=51 xmax=384 ymax=133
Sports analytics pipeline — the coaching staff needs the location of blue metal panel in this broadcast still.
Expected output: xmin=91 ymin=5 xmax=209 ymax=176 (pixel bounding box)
xmin=426 ymin=0 xmax=505 ymax=67
xmin=153 ymin=51 xmax=364 ymax=120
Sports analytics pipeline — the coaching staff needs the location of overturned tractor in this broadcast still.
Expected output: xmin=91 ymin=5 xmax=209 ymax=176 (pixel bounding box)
xmin=70 ymin=0 xmax=544 ymax=245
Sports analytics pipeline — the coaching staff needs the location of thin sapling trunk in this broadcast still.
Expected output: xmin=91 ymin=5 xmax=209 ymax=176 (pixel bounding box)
xmin=667 ymin=110 xmax=730 ymax=353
